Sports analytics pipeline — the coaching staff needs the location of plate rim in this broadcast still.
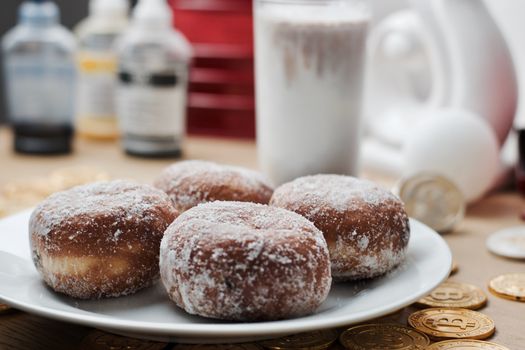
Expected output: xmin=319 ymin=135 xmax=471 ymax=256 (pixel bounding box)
xmin=0 ymin=214 xmax=452 ymax=338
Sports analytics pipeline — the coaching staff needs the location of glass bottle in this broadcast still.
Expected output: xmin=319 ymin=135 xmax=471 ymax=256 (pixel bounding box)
xmin=116 ymin=0 xmax=192 ymax=157
xmin=75 ymin=0 xmax=129 ymax=140
xmin=2 ymin=0 xmax=76 ymax=154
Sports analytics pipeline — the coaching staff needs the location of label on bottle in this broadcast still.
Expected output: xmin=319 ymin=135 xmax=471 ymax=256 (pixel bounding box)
xmin=77 ymin=52 xmax=118 ymax=119
xmin=117 ymin=70 xmax=187 ymax=138
xmin=4 ymin=55 xmax=75 ymax=124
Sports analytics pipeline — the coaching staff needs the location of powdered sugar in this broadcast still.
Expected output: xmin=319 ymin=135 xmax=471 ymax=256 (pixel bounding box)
xmin=270 ymin=175 xmax=410 ymax=281
xmin=154 ymin=160 xmax=274 ymax=212
xmin=357 ymin=235 xmax=369 ymax=251
xmin=29 ymin=180 xmax=178 ymax=299
xmin=272 ymin=175 xmax=399 ymax=213
xmin=31 ymin=180 xmax=173 ymax=239
xmin=160 ymin=201 xmax=332 ymax=321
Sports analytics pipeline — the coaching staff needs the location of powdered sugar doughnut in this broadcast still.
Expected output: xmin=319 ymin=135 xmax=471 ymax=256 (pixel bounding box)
xmin=154 ymin=160 xmax=274 ymax=212
xmin=30 ymin=180 xmax=178 ymax=299
xmin=270 ymin=175 xmax=410 ymax=281
xmin=160 ymin=201 xmax=332 ymax=321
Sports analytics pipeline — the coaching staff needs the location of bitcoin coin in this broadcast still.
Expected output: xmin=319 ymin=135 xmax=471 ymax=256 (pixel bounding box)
xmin=174 ymin=344 xmax=263 ymax=350
xmin=489 ymin=273 xmax=525 ymax=302
xmin=426 ymin=339 xmax=510 ymax=349
xmin=408 ymin=308 xmax=495 ymax=340
xmin=486 ymin=227 xmax=525 ymax=259
xmin=80 ymin=330 xmax=167 ymax=350
xmin=397 ymin=173 xmax=465 ymax=233
xmin=339 ymin=323 xmax=429 ymax=349
xmin=416 ymin=281 xmax=487 ymax=310
xmin=259 ymin=330 xmax=338 ymax=350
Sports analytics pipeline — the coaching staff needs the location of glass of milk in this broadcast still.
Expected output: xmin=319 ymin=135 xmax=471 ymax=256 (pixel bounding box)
xmin=254 ymin=0 xmax=371 ymax=185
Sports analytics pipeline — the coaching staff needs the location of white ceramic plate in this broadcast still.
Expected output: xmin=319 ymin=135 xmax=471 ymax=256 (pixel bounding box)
xmin=0 ymin=210 xmax=451 ymax=343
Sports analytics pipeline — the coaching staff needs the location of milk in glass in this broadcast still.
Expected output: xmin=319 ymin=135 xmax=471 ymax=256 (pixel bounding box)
xmin=255 ymin=0 xmax=370 ymax=184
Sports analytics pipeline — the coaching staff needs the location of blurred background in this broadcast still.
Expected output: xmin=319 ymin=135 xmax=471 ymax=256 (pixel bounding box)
xmin=1 ymin=0 xmax=525 ymax=204
xmin=0 ymin=0 xmax=141 ymax=125
xmin=0 ymin=0 xmax=256 ymax=138
xmin=0 ymin=0 xmax=84 ymax=123
xmin=1 ymin=0 xmax=525 ymax=131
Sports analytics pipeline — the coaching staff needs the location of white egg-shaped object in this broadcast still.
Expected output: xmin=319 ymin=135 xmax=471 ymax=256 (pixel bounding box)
xmin=402 ymin=109 xmax=500 ymax=203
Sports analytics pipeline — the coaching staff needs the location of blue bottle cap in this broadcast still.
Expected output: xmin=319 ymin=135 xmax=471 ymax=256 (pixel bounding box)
xmin=19 ymin=0 xmax=59 ymax=26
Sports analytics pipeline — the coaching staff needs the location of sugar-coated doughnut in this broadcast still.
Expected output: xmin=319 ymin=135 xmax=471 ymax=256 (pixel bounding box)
xmin=29 ymin=180 xmax=178 ymax=299
xmin=270 ymin=175 xmax=410 ymax=281
xmin=160 ymin=201 xmax=332 ymax=321
xmin=154 ymin=160 xmax=274 ymax=212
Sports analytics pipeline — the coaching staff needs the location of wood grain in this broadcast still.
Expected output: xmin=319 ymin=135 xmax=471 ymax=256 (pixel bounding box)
xmin=0 ymin=311 xmax=90 ymax=350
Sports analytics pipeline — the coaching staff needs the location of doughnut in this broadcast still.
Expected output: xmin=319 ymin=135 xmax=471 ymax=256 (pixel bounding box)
xmin=270 ymin=175 xmax=410 ymax=281
xmin=160 ymin=201 xmax=332 ymax=321
xmin=153 ymin=160 xmax=274 ymax=212
xmin=29 ymin=180 xmax=178 ymax=299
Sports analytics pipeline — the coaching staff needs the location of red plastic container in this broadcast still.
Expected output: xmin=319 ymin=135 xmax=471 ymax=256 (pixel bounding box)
xmin=170 ymin=0 xmax=255 ymax=139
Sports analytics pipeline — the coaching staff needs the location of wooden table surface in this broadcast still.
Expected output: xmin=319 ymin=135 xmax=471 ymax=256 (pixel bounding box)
xmin=0 ymin=129 xmax=524 ymax=350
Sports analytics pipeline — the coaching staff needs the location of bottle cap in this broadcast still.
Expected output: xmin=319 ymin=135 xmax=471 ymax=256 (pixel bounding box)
xmin=133 ymin=0 xmax=173 ymax=29
xmin=89 ymin=0 xmax=129 ymax=19
xmin=19 ymin=0 xmax=59 ymax=26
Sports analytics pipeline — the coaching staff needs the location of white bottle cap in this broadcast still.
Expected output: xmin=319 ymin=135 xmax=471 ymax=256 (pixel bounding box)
xmin=89 ymin=0 xmax=129 ymax=18
xmin=133 ymin=0 xmax=173 ymax=29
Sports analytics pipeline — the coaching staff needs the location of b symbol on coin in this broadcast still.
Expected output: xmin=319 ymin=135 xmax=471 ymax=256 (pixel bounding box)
xmin=426 ymin=317 xmax=476 ymax=331
xmin=416 ymin=282 xmax=487 ymax=309
xmin=409 ymin=309 xmax=495 ymax=340
xmin=431 ymin=288 xmax=465 ymax=301
xmin=339 ymin=324 xmax=430 ymax=349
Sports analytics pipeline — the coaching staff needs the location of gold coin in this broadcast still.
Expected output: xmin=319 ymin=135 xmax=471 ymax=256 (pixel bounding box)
xmin=416 ymin=281 xmax=487 ymax=310
xmin=450 ymin=261 xmax=459 ymax=275
xmin=0 ymin=303 xmax=11 ymax=314
xmin=488 ymin=273 xmax=525 ymax=302
xmin=80 ymin=330 xmax=167 ymax=350
xmin=174 ymin=344 xmax=263 ymax=350
xmin=397 ymin=173 xmax=465 ymax=233
xmin=426 ymin=339 xmax=510 ymax=349
xmin=339 ymin=323 xmax=429 ymax=349
xmin=259 ymin=330 xmax=338 ymax=350
xmin=408 ymin=308 xmax=495 ymax=340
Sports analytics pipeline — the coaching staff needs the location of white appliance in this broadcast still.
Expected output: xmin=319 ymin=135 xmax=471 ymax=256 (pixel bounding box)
xmin=363 ymin=0 xmax=520 ymax=177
